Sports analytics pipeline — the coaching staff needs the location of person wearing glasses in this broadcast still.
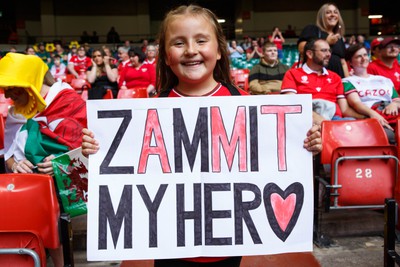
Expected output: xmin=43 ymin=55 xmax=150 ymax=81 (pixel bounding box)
xmin=298 ymin=3 xmax=349 ymax=78
xmin=367 ymin=37 xmax=400 ymax=93
xmin=281 ymin=38 xmax=363 ymax=125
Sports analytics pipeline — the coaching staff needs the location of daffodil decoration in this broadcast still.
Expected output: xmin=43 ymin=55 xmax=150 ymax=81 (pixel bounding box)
xmin=46 ymin=43 xmax=55 ymax=53
xmin=69 ymin=41 xmax=80 ymax=49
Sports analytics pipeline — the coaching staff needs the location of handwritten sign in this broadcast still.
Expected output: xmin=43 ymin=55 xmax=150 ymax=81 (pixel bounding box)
xmin=86 ymin=94 xmax=313 ymax=261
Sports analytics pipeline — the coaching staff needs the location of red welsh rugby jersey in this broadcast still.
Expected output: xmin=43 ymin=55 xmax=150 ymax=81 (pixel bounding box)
xmin=68 ymin=55 xmax=92 ymax=74
xmin=162 ymin=83 xmax=248 ymax=97
xmin=158 ymin=82 xmax=246 ymax=263
xmin=281 ymin=65 xmax=345 ymax=117
xmin=367 ymin=59 xmax=400 ymax=93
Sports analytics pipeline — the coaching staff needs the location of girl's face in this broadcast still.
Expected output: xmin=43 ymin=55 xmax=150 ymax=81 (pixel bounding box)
xmin=324 ymin=5 xmax=339 ymax=29
xmin=92 ymin=51 xmax=104 ymax=65
xmin=165 ymin=15 xmax=221 ymax=92
xmin=351 ymin=48 xmax=369 ymax=70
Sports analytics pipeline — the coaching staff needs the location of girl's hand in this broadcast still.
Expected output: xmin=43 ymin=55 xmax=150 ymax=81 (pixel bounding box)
xmin=82 ymin=128 xmax=99 ymax=157
xmin=37 ymin=155 xmax=56 ymax=176
xmin=303 ymin=124 xmax=322 ymax=155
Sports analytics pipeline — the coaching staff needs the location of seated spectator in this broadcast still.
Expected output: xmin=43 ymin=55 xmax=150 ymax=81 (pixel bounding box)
xmin=67 ymin=46 xmax=92 ymax=79
xmin=246 ymin=38 xmax=263 ymax=60
xmin=0 ymin=52 xmax=87 ymax=267
xmin=281 ymin=38 xmax=363 ymax=125
xmin=118 ymin=47 xmax=156 ymax=95
xmin=292 ymin=40 xmax=306 ymax=69
xmin=67 ymin=44 xmax=78 ymax=62
xmin=86 ymin=48 xmax=118 ymax=99
xmin=367 ymin=37 xmax=400 ymax=93
xmin=249 ymin=42 xmax=289 ymax=94
xmin=143 ymin=44 xmax=157 ymax=65
xmin=141 ymin=39 xmax=149 ymax=53
xmin=50 ymin=54 xmax=67 ymax=80
xmin=123 ymin=40 xmax=132 ymax=51
xmin=356 ymin=34 xmax=370 ymax=51
xmin=102 ymin=46 xmax=118 ymax=65
xmin=25 ymin=46 xmax=36 ymax=55
xmin=269 ymin=27 xmax=285 ymax=59
xmin=228 ymin=40 xmax=244 ymax=59
xmin=36 ymin=42 xmax=52 ymax=65
xmin=343 ymin=43 xmax=399 ymax=143
xmin=8 ymin=46 xmax=17 ymax=53
xmin=370 ymin=37 xmax=383 ymax=61
xmin=117 ymin=46 xmax=131 ymax=75
xmin=241 ymin=36 xmax=252 ymax=51
xmin=53 ymin=43 xmax=68 ymax=64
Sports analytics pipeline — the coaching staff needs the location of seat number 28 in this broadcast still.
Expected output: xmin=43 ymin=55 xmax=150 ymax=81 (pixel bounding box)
xmin=355 ymin=168 xmax=373 ymax=178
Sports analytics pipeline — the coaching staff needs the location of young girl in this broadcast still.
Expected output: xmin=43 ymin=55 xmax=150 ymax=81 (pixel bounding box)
xmin=82 ymin=4 xmax=322 ymax=267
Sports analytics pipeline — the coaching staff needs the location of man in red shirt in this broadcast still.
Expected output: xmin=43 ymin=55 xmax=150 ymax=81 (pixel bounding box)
xmin=67 ymin=46 xmax=92 ymax=78
xmin=367 ymin=37 xmax=400 ymax=93
xmin=281 ymin=38 xmax=363 ymax=125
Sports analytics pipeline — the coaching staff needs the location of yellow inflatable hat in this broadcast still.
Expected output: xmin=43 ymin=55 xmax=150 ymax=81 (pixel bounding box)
xmin=0 ymin=53 xmax=47 ymax=119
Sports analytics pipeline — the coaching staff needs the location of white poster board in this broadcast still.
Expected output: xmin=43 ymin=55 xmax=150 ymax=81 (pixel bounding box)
xmin=86 ymin=94 xmax=313 ymax=261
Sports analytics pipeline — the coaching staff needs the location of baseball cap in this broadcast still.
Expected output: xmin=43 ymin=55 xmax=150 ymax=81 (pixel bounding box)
xmin=379 ymin=37 xmax=400 ymax=48
xmin=370 ymin=37 xmax=383 ymax=50
xmin=0 ymin=53 xmax=47 ymax=118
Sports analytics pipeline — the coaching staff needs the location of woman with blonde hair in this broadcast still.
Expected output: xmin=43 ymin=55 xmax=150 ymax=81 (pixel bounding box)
xmin=298 ymin=3 xmax=349 ymax=78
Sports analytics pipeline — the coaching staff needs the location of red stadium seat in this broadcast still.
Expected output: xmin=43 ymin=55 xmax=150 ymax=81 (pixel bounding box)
xmin=319 ymin=119 xmax=398 ymax=209
xmin=117 ymin=88 xmax=148 ymax=99
xmin=103 ymin=89 xmax=114 ymax=99
xmin=233 ymin=73 xmax=249 ymax=91
xmin=0 ymin=173 xmax=61 ymax=267
xmin=314 ymin=119 xmax=399 ymax=246
xmin=70 ymin=78 xmax=91 ymax=94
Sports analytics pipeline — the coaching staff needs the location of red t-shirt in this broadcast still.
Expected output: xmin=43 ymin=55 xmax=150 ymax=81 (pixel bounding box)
xmin=68 ymin=55 xmax=92 ymax=74
xmin=160 ymin=82 xmax=247 ymax=263
xmin=281 ymin=64 xmax=345 ymax=117
xmin=367 ymin=59 xmax=400 ymax=93
xmin=118 ymin=64 xmax=156 ymax=89
xmin=164 ymin=83 xmax=248 ymax=97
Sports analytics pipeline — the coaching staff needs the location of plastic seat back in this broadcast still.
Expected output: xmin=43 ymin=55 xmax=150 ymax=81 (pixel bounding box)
xmin=103 ymin=89 xmax=114 ymax=99
xmin=233 ymin=73 xmax=249 ymax=91
xmin=70 ymin=78 xmax=90 ymax=93
xmin=117 ymin=88 xmax=148 ymax=99
xmin=320 ymin=119 xmax=389 ymax=164
xmin=0 ymin=173 xmax=60 ymax=249
xmin=0 ymin=231 xmax=45 ymax=267
xmin=331 ymin=146 xmax=397 ymax=208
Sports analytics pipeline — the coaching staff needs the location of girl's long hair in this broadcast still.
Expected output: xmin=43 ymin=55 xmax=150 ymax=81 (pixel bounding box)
xmin=156 ymin=4 xmax=232 ymax=92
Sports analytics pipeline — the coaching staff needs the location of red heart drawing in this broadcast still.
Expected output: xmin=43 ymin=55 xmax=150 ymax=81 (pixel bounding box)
xmin=264 ymin=182 xmax=304 ymax=242
xmin=270 ymin=193 xmax=296 ymax=231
